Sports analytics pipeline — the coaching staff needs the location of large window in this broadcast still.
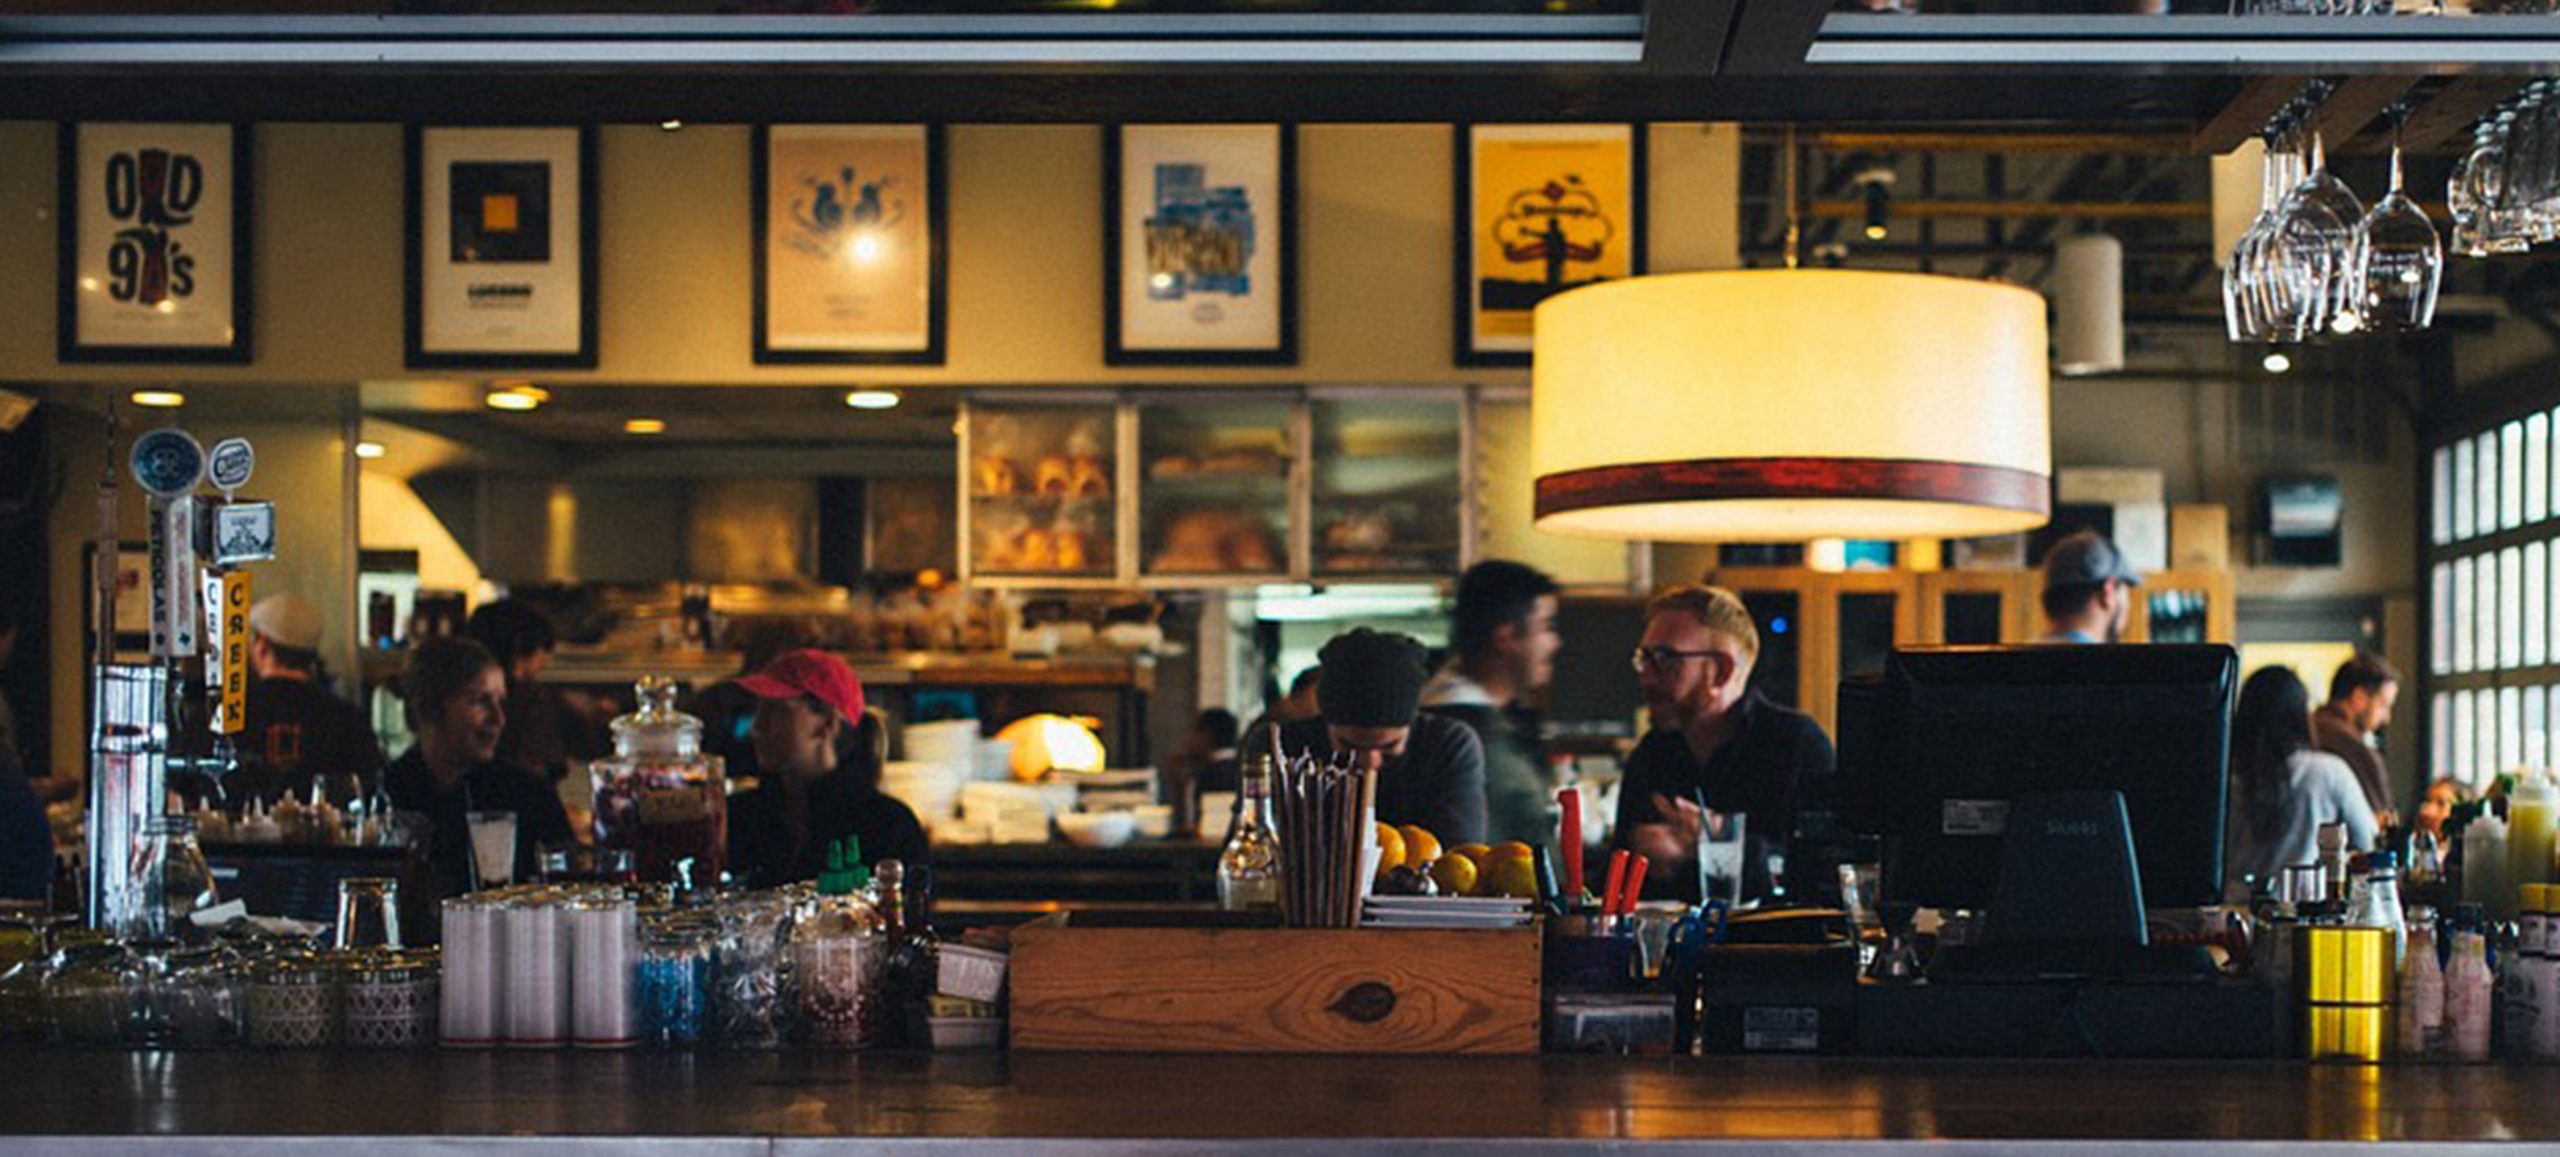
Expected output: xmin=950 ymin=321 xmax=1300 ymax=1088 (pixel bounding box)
xmin=2430 ymin=411 xmax=2560 ymax=790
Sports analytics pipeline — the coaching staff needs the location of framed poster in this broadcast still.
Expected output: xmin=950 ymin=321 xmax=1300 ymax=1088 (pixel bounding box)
xmin=406 ymin=125 xmax=597 ymax=369
xmin=58 ymin=122 xmax=252 ymax=364
xmin=754 ymin=124 xmax=945 ymax=365
xmin=1105 ymin=124 xmax=1296 ymax=366
xmin=1455 ymin=124 xmax=1645 ymax=367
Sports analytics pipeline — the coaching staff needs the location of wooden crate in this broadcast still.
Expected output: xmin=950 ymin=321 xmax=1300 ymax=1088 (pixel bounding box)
xmin=1008 ymin=911 xmax=1543 ymax=1055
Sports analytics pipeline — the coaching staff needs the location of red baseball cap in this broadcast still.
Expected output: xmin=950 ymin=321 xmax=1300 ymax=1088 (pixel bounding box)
xmin=736 ymin=649 xmax=865 ymax=722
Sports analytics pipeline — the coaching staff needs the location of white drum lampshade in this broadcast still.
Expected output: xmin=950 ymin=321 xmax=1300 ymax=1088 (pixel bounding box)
xmin=1531 ymin=269 xmax=2052 ymax=543
xmin=2053 ymin=232 xmax=2125 ymax=377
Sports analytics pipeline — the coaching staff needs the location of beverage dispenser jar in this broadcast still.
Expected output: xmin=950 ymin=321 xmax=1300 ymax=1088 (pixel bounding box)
xmin=590 ymin=676 xmax=727 ymax=885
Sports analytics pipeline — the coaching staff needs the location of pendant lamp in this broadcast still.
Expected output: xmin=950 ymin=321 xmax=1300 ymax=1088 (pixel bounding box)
xmin=1530 ymin=268 xmax=2053 ymax=543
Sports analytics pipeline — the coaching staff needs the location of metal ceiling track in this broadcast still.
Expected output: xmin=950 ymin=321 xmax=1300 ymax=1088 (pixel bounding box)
xmin=1807 ymin=13 xmax=2560 ymax=71
xmin=0 ymin=13 xmax=1646 ymax=67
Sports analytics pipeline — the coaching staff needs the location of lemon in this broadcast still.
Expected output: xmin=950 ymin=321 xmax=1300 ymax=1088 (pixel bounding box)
xmin=1482 ymin=853 xmax=1539 ymax=900
xmin=1489 ymin=841 xmax=1534 ymax=863
xmin=1429 ymin=853 xmax=1479 ymax=897
xmin=1374 ymin=823 xmax=1406 ymax=883
xmin=1398 ymin=825 xmax=1442 ymax=871
xmin=1450 ymin=843 xmax=1493 ymax=870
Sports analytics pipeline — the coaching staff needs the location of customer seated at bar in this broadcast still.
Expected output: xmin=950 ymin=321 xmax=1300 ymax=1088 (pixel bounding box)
xmin=684 ymin=620 xmax=818 ymax=785
xmin=725 ymin=649 xmax=928 ymax=890
xmin=2225 ymin=664 xmax=2377 ymax=900
xmin=2035 ymin=529 xmax=2141 ymax=644
xmin=230 ymin=592 xmax=385 ymax=808
xmin=1245 ymin=628 xmax=1488 ymax=846
xmin=386 ymin=636 xmax=575 ymax=898
xmin=2311 ymin=650 xmax=2400 ymax=823
xmin=465 ymin=599 xmax=582 ymax=782
xmin=1615 ymin=585 xmax=1836 ymax=906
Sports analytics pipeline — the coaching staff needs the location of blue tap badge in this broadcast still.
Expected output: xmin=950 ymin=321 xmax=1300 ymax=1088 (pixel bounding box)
xmin=207 ymin=437 xmax=255 ymax=495
xmin=130 ymin=428 xmax=205 ymax=498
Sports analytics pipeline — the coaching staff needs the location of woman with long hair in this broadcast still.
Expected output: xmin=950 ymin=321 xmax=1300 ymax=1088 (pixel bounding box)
xmin=2227 ymin=665 xmax=2378 ymax=899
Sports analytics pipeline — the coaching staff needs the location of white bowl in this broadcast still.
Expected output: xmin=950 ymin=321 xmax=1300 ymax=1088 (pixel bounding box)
xmin=1055 ymin=810 xmax=1136 ymax=848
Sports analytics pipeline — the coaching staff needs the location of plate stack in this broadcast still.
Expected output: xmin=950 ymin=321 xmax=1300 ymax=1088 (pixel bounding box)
xmin=1361 ymin=895 xmax=1536 ymax=929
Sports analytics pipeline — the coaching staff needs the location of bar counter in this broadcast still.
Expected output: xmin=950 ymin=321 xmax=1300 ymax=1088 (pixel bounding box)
xmin=1 ymin=1049 xmax=2550 ymax=1153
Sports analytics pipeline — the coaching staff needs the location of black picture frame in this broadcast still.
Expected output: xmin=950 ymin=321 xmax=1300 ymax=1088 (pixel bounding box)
xmin=1452 ymin=123 xmax=1648 ymax=368
xmin=57 ymin=122 xmax=254 ymax=365
xmin=751 ymin=123 xmax=948 ymax=366
xmin=1104 ymin=123 xmax=1298 ymax=367
xmin=404 ymin=124 xmax=599 ymax=370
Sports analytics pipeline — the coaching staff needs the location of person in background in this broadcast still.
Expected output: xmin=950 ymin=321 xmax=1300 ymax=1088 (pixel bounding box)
xmin=2035 ymin=529 xmax=2143 ymax=644
xmin=1168 ymin=707 xmax=1243 ymax=822
xmin=1242 ymin=665 xmax=1322 ymax=742
xmin=2415 ymin=777 xmax=2467 ymax=839
xmin=1244 ymin=629 xmax=1488 ymax=845
xmin=685 ymin=621 xmax=817 ymax=786
xmin=1422 ymin=560 xmax=1564 ymax=847
xmin=1615 ymin=585 xmax=1835 ymax=906
xmin=233 ymin=593 xmax=385 ymax=808
xmin=466 ymin=600 xmax=568 ymax=780
xmin=2313 ymin=650 xmax=2401 ymax=823
xmin=0 ymin=724 xmax=48 ymax=902
xmin=725 ymin=649 xmax=927 ymax=889
xmin=2225 ymin=665 xmax=2378 ymax=900
xmin=384 ymin=636 xmax=573 ymax=898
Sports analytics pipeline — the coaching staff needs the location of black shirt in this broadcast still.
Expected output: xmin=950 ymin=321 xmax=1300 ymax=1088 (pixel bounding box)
xmin=1245 ymin=715 xmax=1489 ymax=846
xmin=384 ymin=747 xmax=576 ymax=899
xmin=0 ymin=743 xmax=50 ymax=903
xmin=1611 ymin=689 xmax=1836 ymax=906
xmin=233 ymin=675 xmax=386 ymax=807
xmin=726 ymin=775 xmax=929 ymax=891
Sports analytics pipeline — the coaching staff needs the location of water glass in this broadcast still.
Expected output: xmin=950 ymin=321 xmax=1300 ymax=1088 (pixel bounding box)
xmin=466 ymin=810 xmax=518 ymax=889
xmin=335 ymin=877 xmax=403 ymax=952
xmin=1696 ymin=810 xmax=1746 ymax=906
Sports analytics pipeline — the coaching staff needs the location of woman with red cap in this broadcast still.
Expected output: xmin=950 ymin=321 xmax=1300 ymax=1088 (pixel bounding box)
xmin=723 ymin=649 xmax=929 ymax=889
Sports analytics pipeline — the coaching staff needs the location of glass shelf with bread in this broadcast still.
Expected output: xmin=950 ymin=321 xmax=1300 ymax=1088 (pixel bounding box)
xmin=962 ymin=400 xmax=1123 ymax=584
xmin=1309 ymin=391 xmax=1468 ymax=579
xmin=1136 ymin=395 xmax=1299 ymax=583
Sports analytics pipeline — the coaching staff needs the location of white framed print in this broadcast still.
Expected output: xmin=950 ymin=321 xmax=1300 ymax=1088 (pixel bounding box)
xmin=59 ymin=122 xmax=251 ymax=364
xmin=406 ymin=125 xmax=597 ymax=369
xmin=1105 ymin=123 xmax=1296 ymax=366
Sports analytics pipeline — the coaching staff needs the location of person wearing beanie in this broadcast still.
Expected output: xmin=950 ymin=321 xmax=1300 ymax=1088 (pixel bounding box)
xmin=724 ymin=649 xmax=928 ymax=890
xmin=1244 ymin=628 xmax=1488 ymax=845
xmin=232 ymin=592 xmax=385 ymax=808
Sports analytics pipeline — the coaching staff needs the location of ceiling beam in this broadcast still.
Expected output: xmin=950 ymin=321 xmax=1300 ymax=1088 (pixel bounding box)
xmin=2191 ymin=76 xmax=2304 ymax=156
xmin=1803 ymin=199 xmax=2208 ymax=223
xmin=2312 ymin=74 xmax=2421 ymax=150
xmin=2395 ymin=74 xmax=2526 ymax=155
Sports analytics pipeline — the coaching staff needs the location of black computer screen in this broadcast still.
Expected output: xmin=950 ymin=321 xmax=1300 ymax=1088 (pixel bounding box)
xmin=1842 ymin=644 xmax=2236 ymax=911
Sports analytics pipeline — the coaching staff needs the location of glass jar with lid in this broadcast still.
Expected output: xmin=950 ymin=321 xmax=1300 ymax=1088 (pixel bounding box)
xmin=342 ymin=949 xmax=438 ymax=1048
xmin=152 ymin=944 xmax=245 ymax=1048
xmin=43 ymin=942 xmax=134 ymax=1047
xmin=589 ymin=676 xmax=727 ymax=886
xmin=635 ymin=913 xmax=714 ymax=1047
xmin=247 ymin=954 xmax=340 ymax=1049
xmin=131 ymin=815 xmax=221 ymax=944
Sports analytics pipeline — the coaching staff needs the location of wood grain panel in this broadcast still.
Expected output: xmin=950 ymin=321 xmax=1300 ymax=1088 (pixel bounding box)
xmin=1010 ymin=924 xmax=1542 ymax=1055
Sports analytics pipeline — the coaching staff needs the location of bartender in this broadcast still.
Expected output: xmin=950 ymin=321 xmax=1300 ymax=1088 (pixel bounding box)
xmin=384 ymin=636 xmax=574 ymax=898
xmin=1245 ymin=628 xmax=1487 ymax=845
xmin=233 ymin=592 xmax=385 ymax=807
xmin=724 ymin=649 xmax=928 ymax=889
xmin=1614 ymin=585 xmax=1835 ymax=906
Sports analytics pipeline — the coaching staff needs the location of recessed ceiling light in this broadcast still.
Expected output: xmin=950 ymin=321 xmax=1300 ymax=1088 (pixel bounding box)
xmin=486 ymin=385 xmax=548 ymax=412
xmin=659 ymin=118 xmax=685 ymax=132
xmin=129 ymin=390 xmax=186 ymax=409
xmin=844 ymin=388 xmax=902 ymax=410
xmin=353 ymin=440 xmax=387 ymax=459
xmin=2262 ymin=351 xmax=2292 ymax=375
xmin=624 ymin=418 xmax=667 ymax=435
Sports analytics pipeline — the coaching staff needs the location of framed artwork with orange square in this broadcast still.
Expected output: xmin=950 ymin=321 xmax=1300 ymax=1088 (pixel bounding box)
xmin=406 ymin=125 xmax=597 ymax=369
xmin=1454 ymin=124 xmax=1644 ymax=367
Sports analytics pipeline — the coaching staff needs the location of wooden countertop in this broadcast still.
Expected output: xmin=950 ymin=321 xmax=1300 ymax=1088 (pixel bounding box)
xmin=0 ymin=1049 xmax=2549 ymax=1150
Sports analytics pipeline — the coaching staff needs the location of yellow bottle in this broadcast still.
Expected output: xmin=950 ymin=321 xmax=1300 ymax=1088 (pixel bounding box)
xmin=2512 ymin=772 xmax=2559 ymax=893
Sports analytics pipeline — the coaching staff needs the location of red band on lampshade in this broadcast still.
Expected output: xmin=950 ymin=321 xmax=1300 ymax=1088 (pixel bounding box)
xmin=1534 ymin=457 xmax=2049 ymax=521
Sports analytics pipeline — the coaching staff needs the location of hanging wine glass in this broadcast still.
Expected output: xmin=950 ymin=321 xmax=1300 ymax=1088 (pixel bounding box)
xmin=2289 ymin=129 xmax=2369 ymax=334
xmin=2265 ymin=126 xmax=2354 ymax=342
xmin=2224 ymin=130 xmax=2288 ymax=343
xmin=2446 ymin=144 xmax=2485 ymax=259
xmin=2353 ymin=122 xmax=2443 ymax=333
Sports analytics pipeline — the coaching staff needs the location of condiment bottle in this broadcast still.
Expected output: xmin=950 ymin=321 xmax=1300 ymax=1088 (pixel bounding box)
xmin=2465 ymin=809 xmax=2513 ymax=922
xmin=2507 ymin=883 xmax=2546 ymax=1058
xmin=2397 ymin=906 xmax=2443 ymax=1059
xmin=794 ymin=840 xmax=883 ymax=1050
xmin=2510 ymin=772 xmax=2557 ymax=893
xmin=2446 ymin=904 xmax=2496 ymax=1062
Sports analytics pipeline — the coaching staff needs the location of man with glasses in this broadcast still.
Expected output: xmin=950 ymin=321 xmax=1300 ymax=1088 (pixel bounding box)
xmin=1614 ymin=585 xmax=1835 ymax=906
xmin=1246 ymin=628 xmax=1488 ymax=845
